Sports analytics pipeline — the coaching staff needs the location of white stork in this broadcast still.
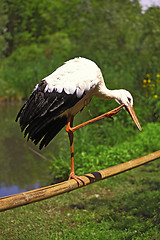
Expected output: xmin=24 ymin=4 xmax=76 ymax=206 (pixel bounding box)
xmin=16 ymin=57 xmax=142 ymax=184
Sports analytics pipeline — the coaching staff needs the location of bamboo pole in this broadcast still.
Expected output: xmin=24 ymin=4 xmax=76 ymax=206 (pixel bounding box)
xmin=0 ymin=150 xmax=160 ymax=212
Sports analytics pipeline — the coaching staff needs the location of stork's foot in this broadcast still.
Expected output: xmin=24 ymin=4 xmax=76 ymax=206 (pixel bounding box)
xmin=68 ymin=172 xmax=86 ymax=185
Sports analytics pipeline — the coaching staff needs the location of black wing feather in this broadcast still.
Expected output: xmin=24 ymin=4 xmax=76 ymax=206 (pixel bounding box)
xmin=16 ymin=80 xmax=85 ymax=149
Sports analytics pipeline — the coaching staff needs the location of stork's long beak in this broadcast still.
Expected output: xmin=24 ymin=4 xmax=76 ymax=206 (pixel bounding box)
xmin=126 ymin=105 xmax=142 ymax=131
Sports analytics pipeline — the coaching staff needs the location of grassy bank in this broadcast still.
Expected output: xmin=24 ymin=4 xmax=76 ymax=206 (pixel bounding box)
xmin=0 ymin=159 xmax=159 ymax=239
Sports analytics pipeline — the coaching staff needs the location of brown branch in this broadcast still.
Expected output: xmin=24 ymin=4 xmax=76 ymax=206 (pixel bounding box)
xmin=0 ymin=150 xmax=160 ymax=212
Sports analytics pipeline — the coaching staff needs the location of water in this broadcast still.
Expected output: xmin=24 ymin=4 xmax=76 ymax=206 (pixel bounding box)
xmin=0 ymin=103 xmax=59 ymax=197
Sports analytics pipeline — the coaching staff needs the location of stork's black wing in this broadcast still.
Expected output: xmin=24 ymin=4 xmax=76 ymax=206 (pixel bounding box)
xmin=16 ymin=80 xmax=85 ymax=149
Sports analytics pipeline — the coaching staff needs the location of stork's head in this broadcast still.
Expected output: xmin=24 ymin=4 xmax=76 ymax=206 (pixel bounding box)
xmin=115 ymin=89 xmax=142 ymax=131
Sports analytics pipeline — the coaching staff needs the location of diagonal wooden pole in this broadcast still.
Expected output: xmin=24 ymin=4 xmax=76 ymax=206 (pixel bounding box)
xmin=0 ymin=150 xmax=160 ymax=212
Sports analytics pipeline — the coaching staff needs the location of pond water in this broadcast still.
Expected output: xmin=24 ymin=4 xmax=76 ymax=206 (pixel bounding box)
xmin=0 ymin=103 xmax=66 ymax=197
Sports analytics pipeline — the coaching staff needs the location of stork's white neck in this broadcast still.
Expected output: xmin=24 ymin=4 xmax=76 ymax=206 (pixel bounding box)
xmin=95 ymin=81 xmax=133 ymax=107
xmin=96 ymin=83 xmax=122 ymax=101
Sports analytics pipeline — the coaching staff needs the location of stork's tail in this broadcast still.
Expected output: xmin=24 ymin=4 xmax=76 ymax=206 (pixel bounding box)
xmin=16 ymin=111 xmax=67 ymax=149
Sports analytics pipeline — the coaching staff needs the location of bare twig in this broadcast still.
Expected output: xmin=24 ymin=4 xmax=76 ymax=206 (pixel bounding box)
xmin=29 ymin=147 xmax=49 ymax=161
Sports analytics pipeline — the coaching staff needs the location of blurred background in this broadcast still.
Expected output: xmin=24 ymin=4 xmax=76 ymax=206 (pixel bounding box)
xmin=0 ymin=0 xmax=160 ymax=197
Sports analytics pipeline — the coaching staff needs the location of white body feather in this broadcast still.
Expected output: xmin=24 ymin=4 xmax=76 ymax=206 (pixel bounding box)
xmin=43 ymin=57 xmax=101 ymax=96
xmin=40 ymin=57 xmax=104 ymax=117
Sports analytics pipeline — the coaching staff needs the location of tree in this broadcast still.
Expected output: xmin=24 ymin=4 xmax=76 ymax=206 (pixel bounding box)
xmin=5 ymin=0 xmax=52 ymax=55
xmin=0 ymin=0 xmax=9 ymax=58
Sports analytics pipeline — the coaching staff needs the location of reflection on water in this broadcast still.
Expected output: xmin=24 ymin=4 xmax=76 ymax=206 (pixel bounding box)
xmin=0 ymin=103 xmax=61 ymax=197
xmin=0 ymin=182 xmax=40 ymax=197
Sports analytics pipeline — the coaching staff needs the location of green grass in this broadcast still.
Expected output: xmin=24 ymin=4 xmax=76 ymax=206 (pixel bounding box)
xmin=0 ymin=159 xmax=160 ymax=240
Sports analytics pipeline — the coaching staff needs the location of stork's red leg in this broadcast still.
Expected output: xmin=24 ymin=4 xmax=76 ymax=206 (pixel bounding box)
xmin=68 ymin=104 xmax=125 ymax=133
xmin=66 ymin=104 xmax=124 ymax=185
xmin=66 ymin=116 xmax=86 ymax=185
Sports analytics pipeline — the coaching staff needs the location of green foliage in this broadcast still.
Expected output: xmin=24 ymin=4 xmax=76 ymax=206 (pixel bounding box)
xmin=0 ymin=0 xmax=9 ymax=58
xmin=1 ymin=44 xmax=46 ymax=99
xmin=1 ymin=35 xmax=74 ymax=99
xmin=4 ymin=0 xmax=52 ymax=54
xmin=0 ymin=0 xmax=160 ymax=108
xmin=43 ymin=32 xmax=75 ymax=60
xmin=138 ymin=73 xmax=160 ymax=122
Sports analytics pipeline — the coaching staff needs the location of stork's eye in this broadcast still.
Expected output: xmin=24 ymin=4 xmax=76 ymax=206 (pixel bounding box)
xmin=127 ymin=97 xmax=131 ymax=102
